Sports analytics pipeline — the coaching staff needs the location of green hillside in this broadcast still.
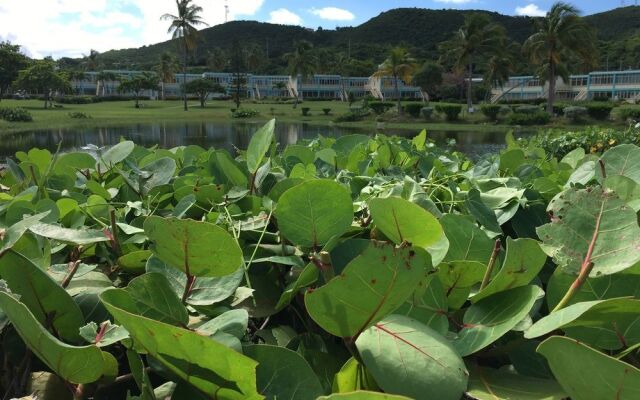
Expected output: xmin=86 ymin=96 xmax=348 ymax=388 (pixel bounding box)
xmin=93 ymin=6 xmax=640 ymax=74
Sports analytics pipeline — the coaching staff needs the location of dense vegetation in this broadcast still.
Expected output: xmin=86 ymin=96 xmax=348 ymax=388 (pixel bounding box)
xmin=86 ymin=6 xmax=640 ymax=74
xmin=1 ymin=120 xmax=640 ymax=399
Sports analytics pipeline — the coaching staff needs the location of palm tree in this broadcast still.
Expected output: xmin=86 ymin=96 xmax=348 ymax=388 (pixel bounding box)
xmin=524 ymin=2 xmax=596 ymax=114
xmin=161 ymin=0 xmax=208 ymax=111
xmin=284 ymin=40 xmax=316 ymax=108
xmin=373 ymin=47 xmax=417 ymax=114
xmin=70 ymin=70 xmax=87 ymax=95
xmin=96 ymin=71 xmax=117 ymax=96
xmin=156 ymin=52 xmax=179 ymax=100
xmin=83 ymin=49 xmax=100 ymax=71
xmin=439 ymin=13 xmax=507 ymax=113
xmin=483 ymin=42 xmax=519 ymax=101
xmin=332 ymin=53 xmax=350 ymax=101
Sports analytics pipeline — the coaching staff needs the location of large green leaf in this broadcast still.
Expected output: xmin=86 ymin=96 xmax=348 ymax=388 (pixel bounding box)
xmin=0 ymin=288 xmax=113 ymax=384
xmin=436 ymin=260 xmax=486 ymax=309
xmin=600 ymin=144 xmax=640 ymax=184
xmin=0 ymin=251 xmax=85 ymax=342
xmin=466 ymin=366 xmax=566 ymax=400
xmin=123 ymin=273 xmax=188 ymax=326
xmin=465 ymin=189 xmax=502 ymax=232
xmin=526 ymin=297 xmax=640 ymax=350
xmin=356 ymin=314 xmax=468 ymax=400
xmin=538 ymin=336 xmax=640 ymax=400
xmin=537 ymin=187 xmax=640 ymax=276
xmin=440 ymin=214 xmax=493 ymax=263
xmin=368 ymin=197 xmax=443 ymax=249
xmin=208 ymin=150 xmax=249 ymax=188
xmin=275 ymin=180 xmax=353 ymax=248
xmin=0 ymin=212 xmax=51 ymax=255
xmin=247 ymin=119 xmax=275 ymax=174
xmin=144 ymin=216 xmax=243 ymax=278
xmin=146 ymin=255 xmax=243 ymax=306
xmin=453 ymin=285 xmax=543 ymax=356
xmin=243 ymin=345 xmax=324 ymax=400
xmin=140 ymin=157 xmax=177 ymax=195
xmin=305 ymin=242 xmax=426 ymax=338
xmin=395 ymin=274 xmax=449 ymax=335
xmin=472 ymin=238 xmax=547 ymax=303
xmin=100 ymin=289 xmax=261 ymax=399
xmin=96 ymin=141 xmax=134 ymax=171
xmin=29 ymin=223 xmax=109 ymax=245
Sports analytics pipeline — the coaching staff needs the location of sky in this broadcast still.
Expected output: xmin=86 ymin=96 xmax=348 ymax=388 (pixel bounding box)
xmin=0 ymin=0 xmax=628 ymax=59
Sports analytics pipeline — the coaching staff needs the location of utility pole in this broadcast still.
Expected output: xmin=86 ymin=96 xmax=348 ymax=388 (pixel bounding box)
xmin=225 ymin=0 xmax=229 ymax=23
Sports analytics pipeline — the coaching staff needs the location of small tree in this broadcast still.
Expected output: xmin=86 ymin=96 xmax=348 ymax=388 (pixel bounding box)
xmin=118 ymin=73 xmax=160 ymax=108
xmin=373 ymin=47 xmax=417 ymax=114
xmin=185 ymin=78 xmax=225 ymax=108
xmin=413 ymin=61 xmax=443 ymax=101
xmin=14 ymin=60 xmax=70 ymax=108
xmin=156 ymin=52 xmax=179 ymax=100
xmin=0 ymin=41 xmax=29 ymax=101
xmin=284 ymin=40 xmax=317 ymax=108
xmin=230 ymin=39 xmax=247 ymax=110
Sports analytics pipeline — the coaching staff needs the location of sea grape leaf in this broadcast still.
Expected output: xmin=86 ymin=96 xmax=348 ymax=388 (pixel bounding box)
xmin=146 ymin=256 xmax=243 ymax=306
xmin=305 ymin=242 xmax=426 ymax=338
xmin=0 ymin=288 xmax=113 ymax=384
xmin=436 ymin=261 xmax=486 ymax=309
xmin=0 ymin=211 xmax=51 ymax=255
xmin=466 ymin=365 xmax=566 ymax=400
xmin=395 ymin=274 xmax=449 ymax=335
xmin=440 ymin=214 xmax=493 ymax=263
xmin=29 ymin=223 xmax=109 ymax=245
xmin=537 ymin=187 xmax=640 ymax=276
xmin=319 ymin=393 xmax=411 ymax=400
xmin=356 ymin=314 xmax=468 ymax=400
xmin=526 ymin=297 xmax=640 ymax=350
xmin=123 ymin=273 xmax=188 ymax=326
xmin=243 ymin=344 xmax=324 ymax=400
xmin=546 ymin=265 xmax=640 ymax=309
xmin=117 ymin=250 xmax=152 ymax=273
xmin=465 ymin=189 xmax=502 ymax=232
xmin=208 ymin=150 xmax=249 ymax=188
xmin=368 ymin=197 xmax=443 ymax=250
xmin=140 ymin=158 xmax=177 ymax=195
xmin=538 ymin=336 xmax=640 ymax=400
xmin=79 ymin=321 xmax=129 ymax=347
xmin=0 ymin=250 xmax=85 ymax=343
xmin=144 ymin=216 xmax=243 ymax=278
xmin=100 ymin=289 xmax=261 ymax=399
xmin=560 ymin=148 xmax=585 ymax=169
xmin=600 ymin=144 xmax=640 ymax=184
xmin=127 ymin=349 xmax=156 ymax=400
xmin=246 ymin=119 xmax=275 ymax=174
xmin=604 ymin=175 xmax=640 ymax=211
xmin=97 ymin=141 xmax=134 ymax=171
xmin=454 ymin=285 xmax=543 ymax=356
xmin=275 ymin=180 xmax=353 ymax=248
xmin=195 ymin=309 xmax=248 ymax=341
xmin=472 ymin=238 xmax=547 ymax=303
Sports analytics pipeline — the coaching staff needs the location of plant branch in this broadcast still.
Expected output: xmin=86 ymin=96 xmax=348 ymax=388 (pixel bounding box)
xmin=480 ymin=239 xmax=501 ymax=290
xmin=109 ymin=208 xmax=121 ymax=256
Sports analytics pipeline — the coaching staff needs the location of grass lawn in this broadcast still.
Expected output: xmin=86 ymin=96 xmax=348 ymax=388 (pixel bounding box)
xmin=0 ymin=98 xmax=628 ymax=135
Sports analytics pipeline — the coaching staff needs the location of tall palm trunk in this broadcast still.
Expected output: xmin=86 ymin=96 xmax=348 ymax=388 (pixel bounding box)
xmin=161 ymin=81 xmax=166 ymax=100
xmin=467 ymin=63 xmax=474 ymax=113
xmin=394 ymin=73 xmax=402 ymax=115
xmin=183 ymin=38 xmax=188 ymax=111
xmin=547 ymin=60 xmax=556 ymax=115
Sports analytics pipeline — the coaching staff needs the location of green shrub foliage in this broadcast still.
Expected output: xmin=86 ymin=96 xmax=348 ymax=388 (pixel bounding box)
xmin=0 ymin=107 xmax=33 ymax=122
xmin=480 ymin=104 xmax=502 ymax=121
xmin=435 ymin=103 xmax=462 ymax=121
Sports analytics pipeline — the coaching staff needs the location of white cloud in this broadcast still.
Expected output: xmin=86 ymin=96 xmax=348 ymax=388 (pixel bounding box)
xmin=0 ymin=0 xmax=265 ymax=59
xmin=515 ymin=4 xmax=547 ymax=17
xmin=310 ymin=7 xmax=355 ymax=21
xmin=268 ymin=8 xmax=303 ymax=25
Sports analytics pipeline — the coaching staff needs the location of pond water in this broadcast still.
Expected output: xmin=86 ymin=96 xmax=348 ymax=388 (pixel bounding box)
xmin=0 ymin=121 xmax=526 ymax=162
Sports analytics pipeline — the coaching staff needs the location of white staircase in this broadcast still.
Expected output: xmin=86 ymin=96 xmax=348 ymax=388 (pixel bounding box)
xmin=574 ymin=88 xmax=588 ymax=101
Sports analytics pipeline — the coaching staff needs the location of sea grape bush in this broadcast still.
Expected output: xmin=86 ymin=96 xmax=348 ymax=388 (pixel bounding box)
xmin=1 ymin=120 xmax=640 ymax=399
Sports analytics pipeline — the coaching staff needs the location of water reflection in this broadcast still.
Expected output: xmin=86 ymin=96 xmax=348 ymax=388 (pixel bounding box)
xmin=0 ymin=121 xmax=520 ymax=161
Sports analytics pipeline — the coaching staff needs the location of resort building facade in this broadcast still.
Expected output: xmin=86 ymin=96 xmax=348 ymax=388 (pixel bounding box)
xmin=71 ymin=71 xmax=426 ymax=101
xmin=492 ymin=69 xmax=640 ymax=103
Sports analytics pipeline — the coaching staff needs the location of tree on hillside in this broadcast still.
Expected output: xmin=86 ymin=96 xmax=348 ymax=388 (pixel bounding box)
xmin=185 ymin=78 xmax=225 ymax=108
xmin=439 ymin=13 xmax=507 ymax=113
xmin=14 ymin=60 xmax=70 ymax=108
xmin=69 ymin=70 xmax=88 ymax=95
xmin=0 ymin=41 xmax=29 ymax=101
xmin=161 ymin=0 xmax=208 ymax=111
xmin=207 ymin=47 xmax=229 ymax=71
xmin=483 ymin=41 xmax=518 ymax=101
xmin=156 ymin=52 xmax=179 ymax=100
xmin=118 ymin=72 xmax=159 ymax=108
xmin=373 ymin=47 xmax=417 ymax=114
xmin=524 ymin=2 xmax=597 ymax=114
xmin=83 ymin=49 xmax=100 ymax=71
xmin=413 ymin=61 xmax=443 ymax=101
xmin=284 ymin=40 xmax=317 ymax=108
xmin=332 ymin=53 xmax=350 ymax=101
